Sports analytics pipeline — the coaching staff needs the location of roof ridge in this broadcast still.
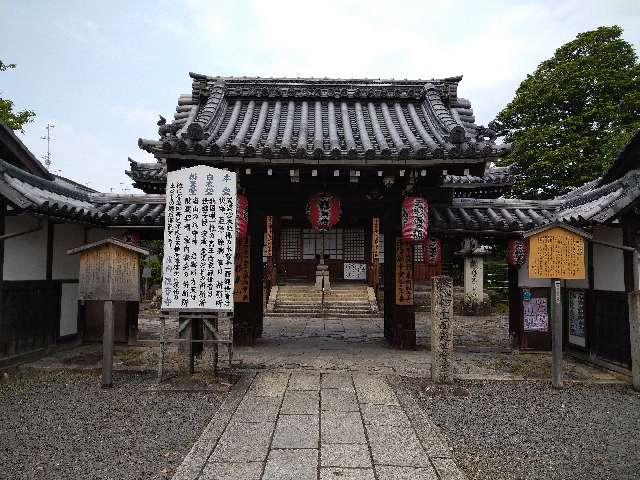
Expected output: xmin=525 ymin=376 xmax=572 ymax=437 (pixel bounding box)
xmin=189 ymin=72 xmax=464 ymax=85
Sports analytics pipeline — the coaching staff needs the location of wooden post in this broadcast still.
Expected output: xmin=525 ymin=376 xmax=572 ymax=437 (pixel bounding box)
xmin=629 ymin=291 xmax=640 ymax=391
xmin=102 ymin=300 xmax=114 ymax=388
xmin=551 ymin=278 xmax=563 ymax=388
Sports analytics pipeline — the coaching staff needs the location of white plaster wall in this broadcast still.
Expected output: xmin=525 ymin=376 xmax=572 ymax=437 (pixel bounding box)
xmin=517 ymin=259 xmax=550 ymax=288
xmin=593 ymin=226 xmax=625 ymax=292
xmin=52 ymin=224 xmax=85 ymax=279
xmin=59 ymin=283 xmax=79 ymax=336
xmin=3 ymin=215 xmax=47 ymax=281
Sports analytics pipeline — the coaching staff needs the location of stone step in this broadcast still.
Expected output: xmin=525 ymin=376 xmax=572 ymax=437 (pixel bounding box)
xmin=274 ymin=306 xmax=374 ymax=313
xmin=276 ymin=298 xmax=369 ymax=306
xmin=266 ymin=312 xmax=382 ymax=319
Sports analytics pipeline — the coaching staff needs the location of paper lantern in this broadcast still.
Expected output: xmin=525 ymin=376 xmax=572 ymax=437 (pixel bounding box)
xmin=507 ymin=238 xmax=527 ymax=267
xmin=236 ymin=194 xmax=249 ymax=239
xmin=425 ymin=237 xmax=441 ymax=266
xmin=401 ymin=196 xmax=428 ymax=243
xmin=307 ymin=193 xmax=341 ymax=231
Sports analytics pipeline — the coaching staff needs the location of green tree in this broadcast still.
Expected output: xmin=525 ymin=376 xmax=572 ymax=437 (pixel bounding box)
xmin=0 ymin=60 xmax=35 ymax=132
xmin=493 ymin=26 xmax=640 ymax=199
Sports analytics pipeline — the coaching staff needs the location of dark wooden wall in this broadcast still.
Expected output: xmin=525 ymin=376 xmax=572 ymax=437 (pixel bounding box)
xmin=0 ymin=280 xmax=60 ymax=359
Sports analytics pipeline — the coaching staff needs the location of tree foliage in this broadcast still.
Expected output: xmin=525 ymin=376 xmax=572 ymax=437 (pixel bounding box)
xmin=493 ymin=26 xmax=640 ymax=199
xmin=0 ymin=60 xmax=35 ymax=132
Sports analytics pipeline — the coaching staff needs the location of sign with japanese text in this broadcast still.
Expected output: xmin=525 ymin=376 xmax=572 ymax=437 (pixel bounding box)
xmin=372 ymin=217 xmax=380 ymax=262
xmin=234 ymin=236 xmax=250 ymax=303
xmin=528 ymin=227 xmax=585 ymax=280
xmin=395 ymin=238 xmax=413 ymax=305
xmin=523 ymin=296 xmax=548 ymax=331
xmin=344 ymin=262 xmax=367 ymax=280
xmin=265 ymin=216 xmax=273 ymax=258
xmin=161 ymin=165 xmax=237 ymax=311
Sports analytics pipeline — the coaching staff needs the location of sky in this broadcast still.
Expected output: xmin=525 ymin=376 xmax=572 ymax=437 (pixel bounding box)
xmin=1 ymin=0 xmax=639 ymax=193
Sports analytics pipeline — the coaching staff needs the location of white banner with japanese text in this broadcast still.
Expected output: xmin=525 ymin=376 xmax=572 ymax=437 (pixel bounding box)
xmin=161 ymin=165 xmax=237 ymax=311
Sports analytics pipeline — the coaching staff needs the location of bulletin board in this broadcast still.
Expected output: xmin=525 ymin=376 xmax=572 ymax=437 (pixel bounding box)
xmin=528 ymin=227 xmax=585 ymax=280
xmin=395 ymin=239 xmax=413 ymax=305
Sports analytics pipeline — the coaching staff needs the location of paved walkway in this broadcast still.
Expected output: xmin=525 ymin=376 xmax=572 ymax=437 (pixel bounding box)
xmin=172 ymin=371 xmax=464 ymax=480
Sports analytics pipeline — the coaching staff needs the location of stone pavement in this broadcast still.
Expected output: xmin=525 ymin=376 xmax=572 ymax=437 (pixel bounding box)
xmin=172 ymin=370 xmax=464 ymax=480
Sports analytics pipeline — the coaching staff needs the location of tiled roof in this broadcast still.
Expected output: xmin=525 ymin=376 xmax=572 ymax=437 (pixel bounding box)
xmin=555 ymin=169 xmax=640 ymax=224
xmin=125 ymin=158 xmax=166 ymax=192
xmin=442 ymin=166 xmax=516 ymax=188
xmin=138 ymin=74 xmax=508 ymax=161
xmin=3 ymin=158 xmax=638 ymax=234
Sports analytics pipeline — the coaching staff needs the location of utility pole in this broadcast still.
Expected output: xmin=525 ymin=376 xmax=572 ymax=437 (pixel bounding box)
xmin=41 ymin=124 xmax=55 ymax=168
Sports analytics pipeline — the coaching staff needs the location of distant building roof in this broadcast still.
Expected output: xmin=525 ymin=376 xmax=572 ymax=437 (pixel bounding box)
xmin=138 ymin=73 xmax=508 ymax=162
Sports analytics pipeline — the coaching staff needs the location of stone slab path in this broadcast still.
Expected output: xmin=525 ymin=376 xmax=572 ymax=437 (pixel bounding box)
xmin=172 ymin=371 xmax=465 ymax=480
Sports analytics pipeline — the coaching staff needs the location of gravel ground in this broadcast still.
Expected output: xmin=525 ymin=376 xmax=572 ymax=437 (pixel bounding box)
xmin=0 ymin=368 xmax=228 ymax=480
xmin=402 ymin=378 xmax=640 ymax=480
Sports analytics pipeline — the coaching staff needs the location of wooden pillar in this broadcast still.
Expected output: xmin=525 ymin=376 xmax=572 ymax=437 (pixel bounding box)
xmin=102 ymin=300 xmax=114 ymax=387
xmin=273 ymin=216 xmax=282 ymax=285
xmin=382 ymin=200 xmax=416 ymax=349
xmin=507 ymin=265 xmax=521 ymax=348
xmin=234 ymin=205 xmax=264 ymax=344
xmin=383 ymin=209 xmax=396 ymax=342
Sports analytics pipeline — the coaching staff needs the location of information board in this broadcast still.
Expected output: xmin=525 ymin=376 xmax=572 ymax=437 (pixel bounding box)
xmin=372 ymin=217 xmax=380 ymax=262
xmin=528 ymin=227 xmax=586 ymax=279
xmin=161 ymin=165 xmax=237 ymax=311
xmin=523 ymin=296 xmax=548 ymax=331
xmin=395 ymin=239 xmax=413 ymax=305
xmin=344 ymin=262 xmax=367 ymax=280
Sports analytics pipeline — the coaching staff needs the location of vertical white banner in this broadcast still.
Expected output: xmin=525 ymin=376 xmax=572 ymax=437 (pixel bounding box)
xmin=161 ymin=165 xmax=237 ymax=311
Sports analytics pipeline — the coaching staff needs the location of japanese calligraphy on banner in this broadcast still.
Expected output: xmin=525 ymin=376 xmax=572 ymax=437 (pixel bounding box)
xmin=528 ymin=227 xmax=586 ymax=279
xmin=234 ymin=236 xmax=250 ymax=303
xmin=265 ymin=216 xmax=273 ymax=258
xmin=395 ymin=238 xmax=413 ymax=305
xmin=161 ymin=165 xmax=237 ymax=311
xmin=372 ymin=218 xmax=380 ymax=262
xmin=523 ymin=296 xmax=548 ymax=331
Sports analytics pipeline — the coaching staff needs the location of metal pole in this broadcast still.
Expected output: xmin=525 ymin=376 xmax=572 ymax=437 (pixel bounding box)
xmin=551 ymin=278 xmax=563 ymax=388
xmin=102 ymin=300 xmax=114 ymax=387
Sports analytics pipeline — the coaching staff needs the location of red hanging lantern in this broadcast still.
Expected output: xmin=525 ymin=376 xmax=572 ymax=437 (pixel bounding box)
xmin=425 ymin=237 xmax=441 ymax=266
xmin=507 ymin=238 xmax=527 ymax=267
xmin=401 ymin=196 xmax=428 ymax=243
xmin=306 ymin=193 xmax=341 ymax=231
xmin=236 ymin=194 xmax=249 ymax=239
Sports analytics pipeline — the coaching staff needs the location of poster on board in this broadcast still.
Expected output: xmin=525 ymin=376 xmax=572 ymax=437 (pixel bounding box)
xmin=568 ymin=290 xmax=586 ymax=347
xmin=344 ymin=262 xmax=367 ymax=280
xmin=161 ymin=165 xmax=237 ymax=311
xmin=523 ymin=296 xmax=548 ymax=331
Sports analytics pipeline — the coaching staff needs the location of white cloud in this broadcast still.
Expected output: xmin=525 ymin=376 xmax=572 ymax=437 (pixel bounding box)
xmin=18 ymin=119 xmax=154 ymax=193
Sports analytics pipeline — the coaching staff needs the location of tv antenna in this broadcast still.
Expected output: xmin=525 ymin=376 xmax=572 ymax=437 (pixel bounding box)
xmin=41 ymin=124 xmax=55 ymax=168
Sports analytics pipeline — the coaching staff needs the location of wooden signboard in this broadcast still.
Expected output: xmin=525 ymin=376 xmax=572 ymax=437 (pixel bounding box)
xmin=528 ymin=226 xmax=586 ymax=280
xmin=161 ymin=165 xmax=237 ymax=311
xmin=372 ymin=217 xmax=380 ymax=262
xmin=265 ymin=216 xmax=273 ymax=258
xmin=395 ymin=238 xmax=413 ymax=305
xmin=234 ymin=236 xmax=250 ymax=303
xmin=68 ymin=238 xmax=148 ymax=302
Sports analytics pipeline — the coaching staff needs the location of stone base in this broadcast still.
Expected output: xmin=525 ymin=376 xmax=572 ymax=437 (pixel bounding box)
xmin=314 ymin=265 xmax=331 ymax=291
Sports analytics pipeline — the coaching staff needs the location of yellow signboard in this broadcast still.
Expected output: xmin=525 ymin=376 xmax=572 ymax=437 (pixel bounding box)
xmin=528 ymin=227 xmax=586 ymax=279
